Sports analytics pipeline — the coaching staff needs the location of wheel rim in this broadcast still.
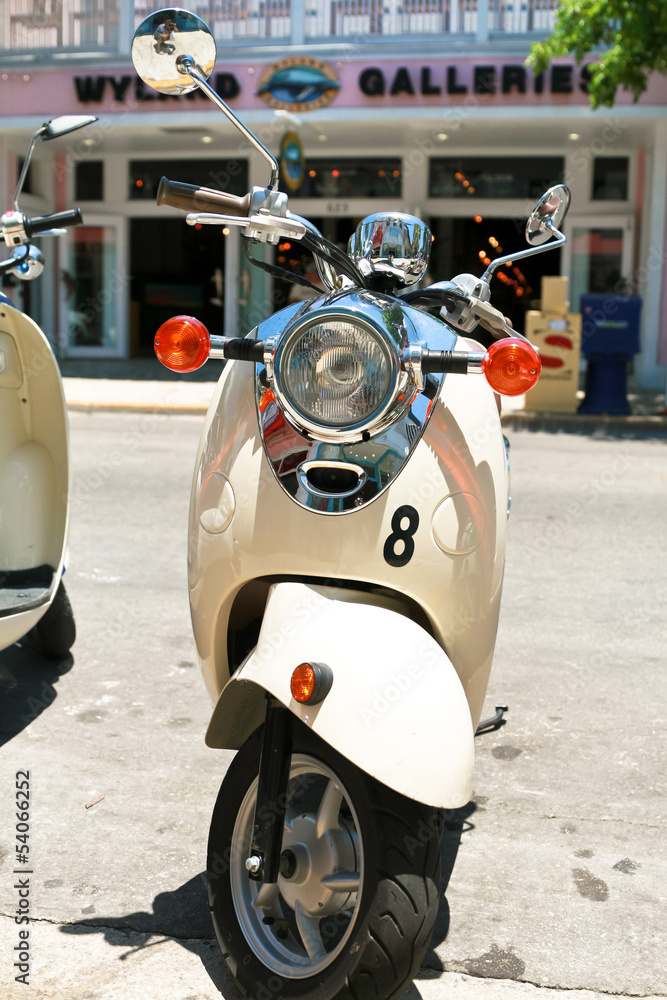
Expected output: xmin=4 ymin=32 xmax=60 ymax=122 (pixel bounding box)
xmin=229 ymin=752 xmax=364 ymax=978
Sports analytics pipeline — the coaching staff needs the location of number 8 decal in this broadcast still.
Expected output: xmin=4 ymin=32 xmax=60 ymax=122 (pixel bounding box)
xmin=383 ymin=505 xmax=419 ymax=567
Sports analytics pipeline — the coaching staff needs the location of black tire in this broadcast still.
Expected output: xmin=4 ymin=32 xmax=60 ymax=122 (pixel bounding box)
xmin=29 ymin=580 xmax=75 ymax=658
xmin=207 ymin=719 xmax=443 ymax=1000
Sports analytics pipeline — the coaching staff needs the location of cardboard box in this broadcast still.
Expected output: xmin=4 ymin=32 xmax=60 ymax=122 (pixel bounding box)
xmin=541 ymin=276 xmax=569 ymax=315
xmin=524 ymin=311 xmax=582 ymax=412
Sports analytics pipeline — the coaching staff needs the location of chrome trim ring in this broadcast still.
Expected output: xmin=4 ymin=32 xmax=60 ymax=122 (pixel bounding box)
xmin=297 ymin=460 xmax=367 ymax=499
xmin=271 ymin=311 xmax=401 ymax=444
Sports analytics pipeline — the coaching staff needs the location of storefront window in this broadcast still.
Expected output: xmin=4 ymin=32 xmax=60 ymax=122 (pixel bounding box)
xmin=429 ymin=157 xmax=564 ymax=199
xmin=284 ymin=159 xmax=402 ymax=198
xmin=129 ymin=159 xmax=248 ymax=200
xmin=592 ymin=157 xmax=629 ymax=200
xmin=570 ymin=226 xmax=624 ymax=307
xmin=65 ymin=227 xmax=118 ymax=349
xmin=75 ymin=161 xmax=104 ymax=201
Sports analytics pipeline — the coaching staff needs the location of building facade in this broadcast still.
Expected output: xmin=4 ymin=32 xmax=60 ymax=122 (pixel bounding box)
xmin=1 ymin=0 xmax=666 ymax=390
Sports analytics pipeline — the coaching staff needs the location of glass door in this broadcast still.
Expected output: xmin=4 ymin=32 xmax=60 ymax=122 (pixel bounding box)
xmin=61 ymin=217 xmax=127 ymax=357
xmin=565 ymin=216 xmax=634 ymax=312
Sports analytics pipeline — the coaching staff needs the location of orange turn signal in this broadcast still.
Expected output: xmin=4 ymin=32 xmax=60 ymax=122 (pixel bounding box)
xmin=482 ymin=337 xmax=541 ymax=396
xmin=154 ymin=315 xmax=211 ymax=373
xmin=290 ymin=662 xmax=333 ymax=705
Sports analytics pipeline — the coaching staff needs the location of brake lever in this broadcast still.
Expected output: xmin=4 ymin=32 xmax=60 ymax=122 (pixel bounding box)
xmin=186 ymin=211 xmax=307 ymax=244
xmin=471 ymin=299 xmax=531 ymax=343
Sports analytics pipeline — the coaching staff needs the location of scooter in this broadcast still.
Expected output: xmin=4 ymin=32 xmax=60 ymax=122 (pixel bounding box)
xmin=0 ymin=114 xmax=96 ymax=658
xmin=133 ymin=12 xmax=570 ymax=999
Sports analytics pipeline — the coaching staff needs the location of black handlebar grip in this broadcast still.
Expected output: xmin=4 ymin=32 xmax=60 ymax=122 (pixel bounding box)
xmin=223 ymin=338 xmax=266 ymax=363
xmin=421 ymin=351 xmax=472 ymax=375
xmin=25 ymin=209 xmax=83 ymax=236
xmin=157 ymin=177 xmax=251 ymax=217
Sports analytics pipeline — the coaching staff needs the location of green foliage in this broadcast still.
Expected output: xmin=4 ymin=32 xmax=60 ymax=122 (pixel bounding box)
xmin=526 ymin=1 xmax=667 ymax=108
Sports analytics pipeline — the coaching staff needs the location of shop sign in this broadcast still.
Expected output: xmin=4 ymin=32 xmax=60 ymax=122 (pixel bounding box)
xmin=74 ymin=72 xmax=240 ymax=103
xmin=257 ymin=57 xmax=340 ymax=112
xmin=359 ymin=63 xmax=594 ymax=97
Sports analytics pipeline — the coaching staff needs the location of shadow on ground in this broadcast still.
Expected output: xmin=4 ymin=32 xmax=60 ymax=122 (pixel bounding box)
xmin=418 ymin=800 xmax=477 ymax=975
xmin=59 ymin=873 xmax=235 ymax=994
xmin=0 ymin=640 xmax=73 ymax=746
xmin=59 ymin=802 xmax=478 ymax=995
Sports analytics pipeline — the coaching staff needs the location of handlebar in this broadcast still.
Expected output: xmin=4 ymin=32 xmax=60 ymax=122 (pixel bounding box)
xmin=157 ymin=177 xmax=251 ymax=217
xmin=24 ymin=209 xmax=82 ymax=237
xmin=420 ymin=350 xmax=483 ymax=375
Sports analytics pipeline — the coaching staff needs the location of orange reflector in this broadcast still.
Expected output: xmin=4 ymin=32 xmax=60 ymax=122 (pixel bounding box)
xmin=482 ymin=337 xmax=541 ymax=396
xmin=154 ymin=315 xmax=210 ymax=373
xmin=291 ymin=663 xmax=317 ymax=704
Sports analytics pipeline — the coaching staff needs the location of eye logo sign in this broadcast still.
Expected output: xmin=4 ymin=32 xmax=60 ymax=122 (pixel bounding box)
xmin=257 ymin=56 xmax=340 ymax=112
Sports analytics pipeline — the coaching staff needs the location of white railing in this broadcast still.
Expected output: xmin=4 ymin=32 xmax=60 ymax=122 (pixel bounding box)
xmin=304 ymin=0 xmax=479 ymax=38
xmin=0 ymin=0 xmax=559 ymax=56
xmin=489 ymin=0 xmax=558 ymax=33
xmin=133 ymin=1 xmax=291 ymax=41
xmin=0 ymin=0 xmax=121 ymax=52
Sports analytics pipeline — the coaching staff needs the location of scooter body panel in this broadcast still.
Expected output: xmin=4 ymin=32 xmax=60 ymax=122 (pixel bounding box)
xmin=205 ymin=581 xmax=474 ymax=809
xmin=0 ymin=304 xmax=70 ymax=649
xmin=188 ymin=324 xmax=507 ymax=732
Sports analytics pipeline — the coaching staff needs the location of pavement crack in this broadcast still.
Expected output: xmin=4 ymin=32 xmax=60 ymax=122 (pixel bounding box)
xmin=0 ymin=912 xmax=215 ymax=944
xmin=485 ymin=806 xmax=663 ymax=829
xmin=422 ymin=961 xmax=667 ymax=997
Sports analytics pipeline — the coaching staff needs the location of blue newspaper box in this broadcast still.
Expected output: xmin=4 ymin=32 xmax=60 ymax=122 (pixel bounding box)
xmin=579 ymin=294 xmax=642 ymax=415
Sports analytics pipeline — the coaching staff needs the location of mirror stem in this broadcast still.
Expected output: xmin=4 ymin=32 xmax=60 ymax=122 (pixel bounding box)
xmin=184 ymin=61 xmax=280 ymax=191
xmin=481 ymin=227 xmax=566 ymax=284
xmin=13 ymin=128 xmax=45 ymax=210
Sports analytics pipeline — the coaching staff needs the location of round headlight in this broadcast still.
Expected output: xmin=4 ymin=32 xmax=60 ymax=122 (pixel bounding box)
xmin=274 ymin=317 xmax=397 ymax=435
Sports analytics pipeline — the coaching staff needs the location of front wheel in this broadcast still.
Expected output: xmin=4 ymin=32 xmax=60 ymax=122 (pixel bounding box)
xmin=207 ymin=720 xmax=443 ymax=1000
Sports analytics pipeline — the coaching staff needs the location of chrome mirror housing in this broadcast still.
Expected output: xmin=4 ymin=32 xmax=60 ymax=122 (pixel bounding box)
xmin=131 ymin=8 xmax=216 ymax=96
xmin=348 ymin=213 xmax=431 ymax=287
xmin=42 ymin=115 xmax=98 ymax=141
xmin=526 ymin=184 xmax=571 ymax=246
xmin=14 ymin=115 xmax=97 ymax=210
xmin=10 ymin=245 xmax=44 ymax=281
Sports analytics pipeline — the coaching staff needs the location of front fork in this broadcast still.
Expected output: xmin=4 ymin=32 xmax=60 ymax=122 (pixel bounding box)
xmin=245 ymin=696 xmax=292 ymax=884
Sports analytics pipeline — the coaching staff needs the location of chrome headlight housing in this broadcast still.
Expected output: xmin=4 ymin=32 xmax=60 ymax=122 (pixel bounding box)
xmin=272 ymin=314 xmax=400 ymax=442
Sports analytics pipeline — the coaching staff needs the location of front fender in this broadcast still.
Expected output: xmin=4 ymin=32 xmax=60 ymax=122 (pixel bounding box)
xmin=206 ymin=582 xmax=474 ymax=808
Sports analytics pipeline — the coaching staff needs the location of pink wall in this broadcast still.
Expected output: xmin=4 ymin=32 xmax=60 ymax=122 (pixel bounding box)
xmin=2 ymin=57 xmax=667 ymax=119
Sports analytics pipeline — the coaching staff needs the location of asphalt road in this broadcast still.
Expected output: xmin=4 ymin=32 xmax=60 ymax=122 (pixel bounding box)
xmin=1 ymin=412 xmax=666 ymax=1000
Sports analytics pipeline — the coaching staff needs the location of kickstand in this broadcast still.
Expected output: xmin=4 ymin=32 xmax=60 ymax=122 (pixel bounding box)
xmin=475 ymin=704 xmax=508 ymax=735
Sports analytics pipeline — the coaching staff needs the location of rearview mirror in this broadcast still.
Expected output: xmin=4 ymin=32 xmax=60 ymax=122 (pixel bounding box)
xmin=131 ymin=8 xmax=216 ymax=96
xmin=526 ymin=184 xmax=571 ymax=246
xmin=42 ymin=115 xmax=98 ymax=141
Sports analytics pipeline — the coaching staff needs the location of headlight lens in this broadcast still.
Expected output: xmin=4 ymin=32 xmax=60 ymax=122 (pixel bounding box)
xmin=275 ymin=318 xmax=396 ymax=430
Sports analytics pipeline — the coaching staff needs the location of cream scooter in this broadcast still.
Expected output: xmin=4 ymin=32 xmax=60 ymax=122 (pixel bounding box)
xmin=133 ymin=12 xmax=570 ymax=1000
xmin=0 ymin=114 xmax=95 ymax=658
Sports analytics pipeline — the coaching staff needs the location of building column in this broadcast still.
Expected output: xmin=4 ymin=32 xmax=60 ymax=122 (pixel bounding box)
xmin=640 ymin=120 xmax=667 ymax=390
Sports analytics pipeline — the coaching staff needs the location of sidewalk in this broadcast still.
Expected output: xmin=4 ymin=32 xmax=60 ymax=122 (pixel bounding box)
xmin=61 ymin=359 xmax=667 ymax=433
xmin=500 ymin=388 xmax=667 ymax=435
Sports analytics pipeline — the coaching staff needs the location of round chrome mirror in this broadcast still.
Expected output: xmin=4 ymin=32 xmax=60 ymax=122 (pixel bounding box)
xmin=131 ymin=8 xmax=216 ymax=97
xmin=348 ymin=213 xmax=431 ymax=287
xmin=526 ymin=184 xmax=571 ymax=246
